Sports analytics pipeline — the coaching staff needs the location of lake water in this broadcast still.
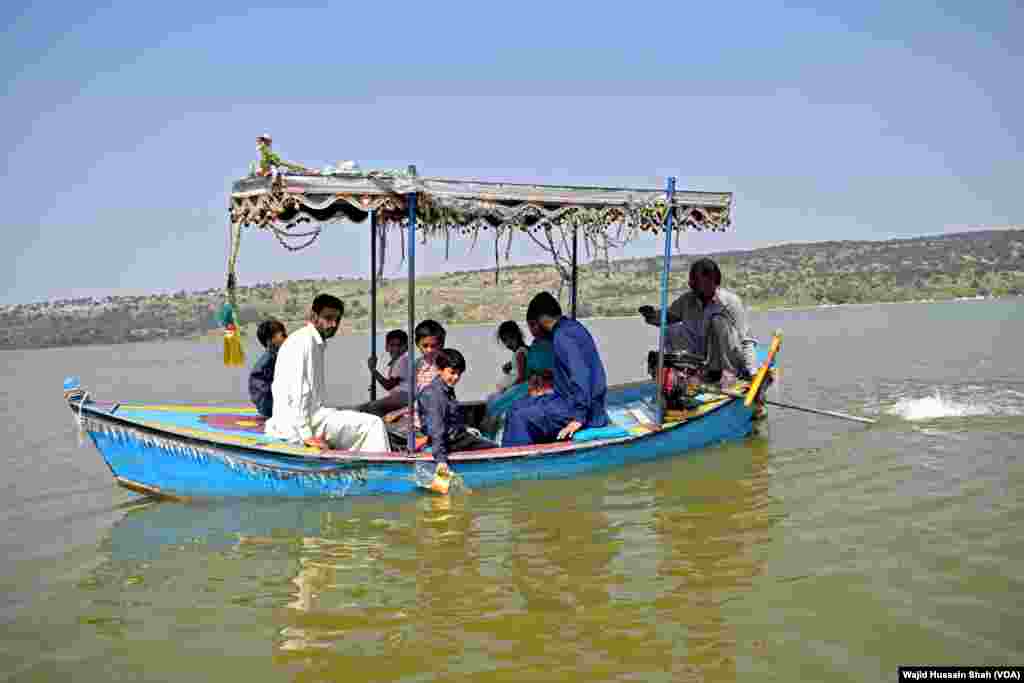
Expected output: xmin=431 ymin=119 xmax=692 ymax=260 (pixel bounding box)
xmin=1 ymin=300 xmax=1022 ymax=681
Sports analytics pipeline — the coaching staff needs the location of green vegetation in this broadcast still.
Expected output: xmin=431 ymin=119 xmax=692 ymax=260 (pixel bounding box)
xmin=2 ymin=229 xmax=1021 ymax=349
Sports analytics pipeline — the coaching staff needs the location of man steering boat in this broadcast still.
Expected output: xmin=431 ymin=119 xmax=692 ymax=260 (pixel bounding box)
xmin=639 ymin=257 xmax=758 ymax=384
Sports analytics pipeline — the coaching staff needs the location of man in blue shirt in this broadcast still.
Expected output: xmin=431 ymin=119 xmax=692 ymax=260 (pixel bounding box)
xmin=503 ymin=292 xmax=608 ymax=446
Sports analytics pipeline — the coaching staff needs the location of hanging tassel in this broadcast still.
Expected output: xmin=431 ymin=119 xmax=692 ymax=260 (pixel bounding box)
xmin=223 ymin=223 xmax=246 ymax=368
xmin=217 ymin=303 xmax=246 ymax=367
xmin=224 ymin=324 xmax=245 ymax=366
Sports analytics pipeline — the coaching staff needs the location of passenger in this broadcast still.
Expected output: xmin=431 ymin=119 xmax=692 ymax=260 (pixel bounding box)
xmin=503 ymin=292 xmax=609 ymax=446
xmin=265 ymin=294 xmax=390 ymax=452
xmin=417 ymin=348 xmax=495 ymax=493
xmin=371 ymin=329 xmax=410 ymax=392
xmin=483 ymin=315 xmax=556 ymax=436
xmin=482 ymin=320 xmax=531 ymax=439
xmin=359 ymin=329 xmax=410 ymax=416
xmin=495 ymin=320 xmax=528 ymax=392
xmin=249 ymin=319 xmax=287 ymax=418
xmin=525 ymin=317 xmax=555 ymax=397
xmin=639 ymin=257 xmax=758 ymax=383
xmin=410 ymin=319 xmax=446 ymax=391
xmin=382 ymin=319 xmax=447 ymax=428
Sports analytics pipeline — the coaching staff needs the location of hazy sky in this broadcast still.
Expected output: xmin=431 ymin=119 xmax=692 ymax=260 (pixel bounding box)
xmin=2 ymin=0 xmax=1021 ymax=304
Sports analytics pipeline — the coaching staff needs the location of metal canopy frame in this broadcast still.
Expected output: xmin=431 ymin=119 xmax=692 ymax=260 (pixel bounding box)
xmin=230 ymin=168 xmax=722 ymax=430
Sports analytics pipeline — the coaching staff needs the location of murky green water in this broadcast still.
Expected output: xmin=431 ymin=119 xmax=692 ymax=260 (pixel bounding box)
xmin=2 ymin=300 xmax=1022 ymax=681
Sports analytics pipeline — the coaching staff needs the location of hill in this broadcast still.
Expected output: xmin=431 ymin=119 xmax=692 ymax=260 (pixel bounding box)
xmin=2 ymin=228 xmax=1022 ymax=349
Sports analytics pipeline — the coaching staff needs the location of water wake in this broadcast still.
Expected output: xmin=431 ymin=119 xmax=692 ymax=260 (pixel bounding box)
xmin=886 ymin=391 xmax=993 ymax=421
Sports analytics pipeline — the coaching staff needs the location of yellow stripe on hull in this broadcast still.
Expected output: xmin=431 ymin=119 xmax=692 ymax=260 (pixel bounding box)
xmin=120 ymin=404 xmax=260 ymax=414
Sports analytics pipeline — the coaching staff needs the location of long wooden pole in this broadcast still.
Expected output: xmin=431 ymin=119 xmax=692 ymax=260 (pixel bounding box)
xmin=717 ymin=388 xmax=877 ymax=425
xmin=655 ymin=177 xmax=676 ymax=425
xmin=746 ymin=331 xmax=782 ymax=407
xmin=763 ymin=398 xmax=876 ymax=425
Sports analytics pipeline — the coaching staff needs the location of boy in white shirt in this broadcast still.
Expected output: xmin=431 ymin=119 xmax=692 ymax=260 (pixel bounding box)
xmin=359 ymin=329 xmax=410 ymax=417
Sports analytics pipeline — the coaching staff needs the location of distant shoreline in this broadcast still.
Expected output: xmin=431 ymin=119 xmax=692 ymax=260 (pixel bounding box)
xmin=4 ymin=228 xmax=1021 ymax=350
xmin=5 ymin=294 xmax=1014 ymax=352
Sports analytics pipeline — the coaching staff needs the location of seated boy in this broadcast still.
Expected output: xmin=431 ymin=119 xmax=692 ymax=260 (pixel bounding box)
xmin=417 ymin=348 xmax=494 ymax=493
xmin=359 ymin=329 xmax=410 ymax=416
xmin=248 ymin=319 xmax=287 ymax=418
xmin=381 ymin=319 xmax=447 ymax=429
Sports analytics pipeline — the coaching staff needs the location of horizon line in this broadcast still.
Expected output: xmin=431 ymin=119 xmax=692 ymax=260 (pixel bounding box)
xmin=5 ymin=224 xmax=1021 ymax=308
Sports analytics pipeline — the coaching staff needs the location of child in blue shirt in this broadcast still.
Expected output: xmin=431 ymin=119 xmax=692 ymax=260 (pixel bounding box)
xmin=417 ymin=348 xmax=495 ymax=493
xmin=249 ymin=319 xmax=287 ymax=418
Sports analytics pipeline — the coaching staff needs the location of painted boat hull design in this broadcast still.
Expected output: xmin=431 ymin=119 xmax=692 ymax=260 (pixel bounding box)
xmin=69 ymin=382 xmax=759 ymax=499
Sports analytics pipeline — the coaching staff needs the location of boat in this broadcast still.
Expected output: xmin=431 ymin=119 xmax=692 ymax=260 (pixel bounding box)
xmin=64 ymin=163 xmax=776 ymax=499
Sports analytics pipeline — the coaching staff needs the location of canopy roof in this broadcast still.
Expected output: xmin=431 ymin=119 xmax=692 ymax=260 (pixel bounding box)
xmin=230 ymin=172 xmax=733 ymax=236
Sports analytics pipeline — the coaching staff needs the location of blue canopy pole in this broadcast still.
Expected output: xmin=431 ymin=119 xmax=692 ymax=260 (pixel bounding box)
xmin=655 ymin=176 xmax=677 ymax=425
xmin=570 ymin=225 xmax=578 ymax=318
xmin=369 ymin=209 xmax=378 ymax=402
xmin=406 ymin=187 xmax=417 ymax=452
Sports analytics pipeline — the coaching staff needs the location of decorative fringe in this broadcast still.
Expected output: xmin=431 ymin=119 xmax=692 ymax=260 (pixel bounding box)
xmin=85 ymin=417 xmax=373 ymax=495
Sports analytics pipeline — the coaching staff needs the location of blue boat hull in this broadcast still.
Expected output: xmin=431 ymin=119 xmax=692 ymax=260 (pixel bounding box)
xmin=72 ymin=383 xmax=758 ymax=499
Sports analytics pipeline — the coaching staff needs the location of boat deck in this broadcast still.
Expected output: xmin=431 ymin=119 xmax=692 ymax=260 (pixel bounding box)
xmin=79 ymin=381 xmax=737 ymax=460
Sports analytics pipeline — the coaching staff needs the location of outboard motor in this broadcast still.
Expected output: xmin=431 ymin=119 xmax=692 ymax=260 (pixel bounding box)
xmin=647 ymin=350 xmax=707 ymax=410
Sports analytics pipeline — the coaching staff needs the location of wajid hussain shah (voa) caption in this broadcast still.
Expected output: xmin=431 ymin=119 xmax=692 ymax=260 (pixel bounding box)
xmin=898 ymin=667 xmax=1022 ymax=681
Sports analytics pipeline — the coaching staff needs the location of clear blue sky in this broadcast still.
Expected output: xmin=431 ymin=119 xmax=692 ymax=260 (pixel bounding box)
xmin=2 ymin=0 xmax=1021 ymax=304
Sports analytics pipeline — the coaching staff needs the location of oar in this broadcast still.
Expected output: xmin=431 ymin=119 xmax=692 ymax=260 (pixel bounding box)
xmin=718 ymin=388 xmax=876 ymax=425
xmin=746 ymin=329 xmax=782 ymax=407
xmin=757 ymin=397 xmax=876 ymax=425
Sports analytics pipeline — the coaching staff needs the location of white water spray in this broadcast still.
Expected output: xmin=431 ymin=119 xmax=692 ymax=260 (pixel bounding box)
xmin=886 ymin=391 xmax=992 ymax=421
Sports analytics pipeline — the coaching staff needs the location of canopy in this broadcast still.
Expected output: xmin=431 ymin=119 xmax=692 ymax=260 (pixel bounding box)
xmin=224 ymin=168 xmax=735 ymax=433
xmin=230 ymin=172 xmax=733 ymax=236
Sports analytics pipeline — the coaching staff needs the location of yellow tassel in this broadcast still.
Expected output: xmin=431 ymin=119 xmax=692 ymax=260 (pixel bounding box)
xmin=223 ymin=327 xmax=245 ymax=367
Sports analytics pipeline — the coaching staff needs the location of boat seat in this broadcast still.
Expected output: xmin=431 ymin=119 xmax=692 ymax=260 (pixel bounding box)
xmin=386 ymin=426 xmax=430 ymax=453
xmin=571 ymin=425 xmax=632 ymax=442
xmin=386 ymin=428 xmax=412 ymax=452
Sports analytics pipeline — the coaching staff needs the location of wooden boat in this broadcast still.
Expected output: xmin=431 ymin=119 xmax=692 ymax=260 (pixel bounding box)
xmin=65 ymin=377 xmax=770 ymax=499
xmin=65 ymin=164 xmax=775 ymax=499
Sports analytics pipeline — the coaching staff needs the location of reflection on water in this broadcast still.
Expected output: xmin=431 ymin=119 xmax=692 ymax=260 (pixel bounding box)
xmin=651 ymin=438 xmax=773 ymax=679
xmin=5 ymin=300 xmax=1024 ymax=681
xmin=63 ymin=437 xmax=775 ymax=680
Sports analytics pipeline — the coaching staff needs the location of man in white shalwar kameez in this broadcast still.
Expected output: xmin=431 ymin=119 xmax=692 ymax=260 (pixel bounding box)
xmin=265 ymin=294 xmax=390 ymax=452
